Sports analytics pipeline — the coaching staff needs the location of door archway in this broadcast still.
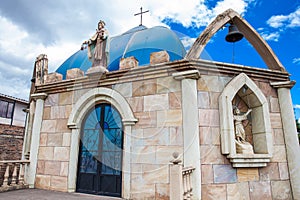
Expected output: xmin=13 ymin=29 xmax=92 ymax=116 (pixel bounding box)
xmin=76 ymin=103 xmax=123 ymax=197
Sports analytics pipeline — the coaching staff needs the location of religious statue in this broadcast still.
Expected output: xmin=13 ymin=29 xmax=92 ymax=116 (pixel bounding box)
xmin=82 ymin=20 xmax=109 ymax=73
xmin=233 ymin=107 xmax=254 ymax=154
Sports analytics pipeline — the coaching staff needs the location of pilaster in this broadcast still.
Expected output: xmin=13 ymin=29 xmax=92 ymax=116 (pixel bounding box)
xmin=26 ymin=93 xmax=47 ymax=188
xmin=173 ymin=70 xmax=201 ymax=199
xmin=67 ymin=124 xmax=80 ymax=192
xmin=271 ymin=80 xmax=300 ymax=199
xmin=123 ymin=124 xmax=134 ymax=199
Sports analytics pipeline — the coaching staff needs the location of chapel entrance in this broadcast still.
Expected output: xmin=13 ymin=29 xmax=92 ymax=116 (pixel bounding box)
xmin=76 ymin=104 xmax=123 ymax=197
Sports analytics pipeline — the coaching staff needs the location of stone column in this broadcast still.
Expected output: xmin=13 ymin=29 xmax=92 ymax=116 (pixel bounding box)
xmin=26 ymin=93 xmax=47 ymax=188
xmin=271 ymin=81 xmax=300 ymax=199
xmin=21 ymin=108 xmax=29 ymax=160
xmin=173 ymin=70 xmax=201 ymax=200
xmin=122 ymin=121 xmax=135 ymax=199
xmin=23 ymin=101 xmax=35 ymax=159
xmin=67 ymin=123 xmax=80 ymax=192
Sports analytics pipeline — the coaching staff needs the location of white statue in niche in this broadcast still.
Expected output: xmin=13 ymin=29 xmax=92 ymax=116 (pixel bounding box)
xmin=233 ymin=107 xmax=254 ymax=154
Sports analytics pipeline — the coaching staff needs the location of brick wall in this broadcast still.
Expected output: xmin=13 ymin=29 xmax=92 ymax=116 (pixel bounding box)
xmin=0 ymin=124 xmax=24 ymax=160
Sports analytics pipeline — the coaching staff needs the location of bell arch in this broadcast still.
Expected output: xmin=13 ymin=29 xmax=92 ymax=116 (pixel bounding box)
xmin=185 ymin=9 xmax=285 ymax=72
xmin=219 ymin=73 xmax=273 ymax=167
xmin=67 ymin=87 xmax=137 ymax=198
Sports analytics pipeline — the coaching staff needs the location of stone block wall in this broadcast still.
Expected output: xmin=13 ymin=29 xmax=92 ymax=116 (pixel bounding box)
xmin=198 ymin=74 xmax=292 ymax=200
xmin=113 ymin=76 xmax=183 ymax=199
xmin=0 ymin=124 xmax=24 ymax=160
xmin=35 ymin=75 xmax=183 ymax=198
xmin=32 ymin=66 xmax=292 ymax=199
xmin=35 ymin=92 xmax=72 ymax=192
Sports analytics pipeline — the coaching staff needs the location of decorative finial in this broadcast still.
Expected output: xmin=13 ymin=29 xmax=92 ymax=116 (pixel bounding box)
xmin=171 ymin=152 xmax=182 ymax=165
xmin=134 ymin=7 xmax=149 ymax=26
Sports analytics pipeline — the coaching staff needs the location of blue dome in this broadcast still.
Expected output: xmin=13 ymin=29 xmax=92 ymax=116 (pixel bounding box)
xmin=56 ymin=25 xmax=186 ymax=79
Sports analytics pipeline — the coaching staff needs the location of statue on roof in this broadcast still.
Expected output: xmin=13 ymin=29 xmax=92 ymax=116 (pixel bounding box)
xmin=82 ymin=20 xmax=109 ymax=72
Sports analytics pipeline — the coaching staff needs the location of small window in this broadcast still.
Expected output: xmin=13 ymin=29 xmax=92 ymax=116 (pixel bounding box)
xmin=0 ymin=100 xmax=14 ymax=119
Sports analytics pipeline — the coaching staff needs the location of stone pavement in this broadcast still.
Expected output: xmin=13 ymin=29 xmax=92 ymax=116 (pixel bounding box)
xmin=0 ymin=189 xmax=122 ymax=200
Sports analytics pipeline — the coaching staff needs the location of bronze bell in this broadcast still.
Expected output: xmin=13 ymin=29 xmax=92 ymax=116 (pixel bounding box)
xmin=225 ymin=24 xmax=244 ymax=43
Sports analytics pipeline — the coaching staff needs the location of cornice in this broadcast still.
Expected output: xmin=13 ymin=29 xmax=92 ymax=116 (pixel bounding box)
xmin=34 ymin=59 xmax=290 ymax=95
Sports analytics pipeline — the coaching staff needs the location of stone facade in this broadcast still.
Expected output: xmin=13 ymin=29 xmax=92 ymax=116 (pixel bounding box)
xmin=33 ymin=70 xmax=183 ymax=196
xmin=23 ymin=58 xmax=297 ymax=199
xmin=23 ymin=9 xmax=299 ymax=199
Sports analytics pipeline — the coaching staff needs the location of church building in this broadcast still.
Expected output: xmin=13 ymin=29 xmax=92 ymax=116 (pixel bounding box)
xmin=23 ymin=9 xmax=300 ymax=199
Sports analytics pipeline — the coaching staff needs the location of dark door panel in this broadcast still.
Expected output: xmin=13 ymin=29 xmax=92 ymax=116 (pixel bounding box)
xmin=76 ymin=104 xmax=123 ymax=197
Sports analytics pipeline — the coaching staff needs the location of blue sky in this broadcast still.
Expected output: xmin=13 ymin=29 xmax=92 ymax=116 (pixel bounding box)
xmin=164 ymin=0 xmax=300 ymax=118
xmin=0 ymin=0 xmax=299 ymax=118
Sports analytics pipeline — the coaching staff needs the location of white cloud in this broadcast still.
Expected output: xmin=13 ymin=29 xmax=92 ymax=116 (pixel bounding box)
xmin=267 ymin=15 xmax=289 ymax=28
xmin=212 ymin=0 xmax=248 ymax=17
xmin=289 ymin=9 xmax=300 ymax=28
xmin=267 ymin=7 xmax=300 ymax=29
xmin=294 ymin=105 xmax=300 ymax=109
xmin=0 ymin=0 xmax=254 ymax=99
xmin=142 ymin=0 xmax=251 ymax=28
xmin=260 ymin=32 xmax=280 ymax=42
xmin=293 ymin=58 xmax=300 ymax=65
xmin=0 ymin=16 xmax=80 ymax=76
xmin=181 ymin=37 xmax=197 ymax=50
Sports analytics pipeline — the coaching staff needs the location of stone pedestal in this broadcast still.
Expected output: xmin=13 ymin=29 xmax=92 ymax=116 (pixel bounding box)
xmin=45 ymin=72 xmax=63 ymax=83
xmin=119 ymin=56 xmax=138 ymax=70
xmin=66 ymin=68 xmax=84 ymax=80
xmin=150 ymin=50 xmax=170 ymax=65
xmin=86 ymin=66 xmax=108 ymax=76
xmin=170 ymin=157 xmax=183 ymax=200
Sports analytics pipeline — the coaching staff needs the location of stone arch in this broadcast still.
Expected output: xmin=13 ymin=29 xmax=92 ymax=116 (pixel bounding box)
xmin=219 ymin=73 xmax=272 ymax=167
xmin=185 ymin=9 xmax=285 ymax=72
xmin=67 ymin=87 xmax=137 ymax=198
xmin=68 ymin=87 xmax=137 ymax=127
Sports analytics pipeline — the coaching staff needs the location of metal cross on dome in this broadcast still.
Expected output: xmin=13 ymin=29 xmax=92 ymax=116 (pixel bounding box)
xmin=134 ymin=7 xmax=149 ymax=26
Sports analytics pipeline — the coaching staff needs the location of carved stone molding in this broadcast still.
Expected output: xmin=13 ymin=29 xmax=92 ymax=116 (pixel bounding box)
xmin=172 ymin=70 xmax=200 ymax=80
xmin=271 ymin=80 xmax=296 ymax=89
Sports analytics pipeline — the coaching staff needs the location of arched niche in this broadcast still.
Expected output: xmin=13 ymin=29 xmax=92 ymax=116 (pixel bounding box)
xmin=185 ymin=9 xmax=286 ymax=72
xmin=67 ymin=87 xmax=137 ymax=198
xmin=219 ymin=73 xmax=273 ymax=167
